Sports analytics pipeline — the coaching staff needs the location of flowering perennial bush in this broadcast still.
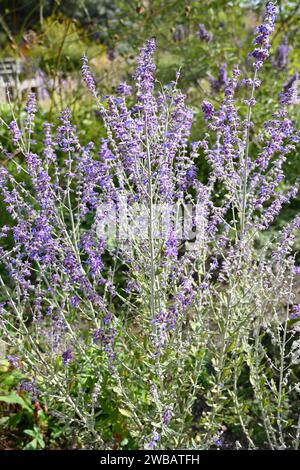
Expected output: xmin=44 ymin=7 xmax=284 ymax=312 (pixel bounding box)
xmin=1 ymin=2 xmax=300 ymax=449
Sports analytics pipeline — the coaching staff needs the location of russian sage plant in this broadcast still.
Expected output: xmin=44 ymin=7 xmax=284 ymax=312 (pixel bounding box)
xmin=0 ymin=2 xmax=300 ymax=449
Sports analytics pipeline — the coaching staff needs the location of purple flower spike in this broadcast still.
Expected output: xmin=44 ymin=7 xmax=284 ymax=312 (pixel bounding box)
xmin=249 ymin=2 xmax=277 ymax=69
xmin=202 ymin=101 xmax=214 ymax=121
xmin=9 ymin=120 xmax=22 ymax=145
xmin=116 ymin=83 xmax=132 ymax=96
xmin=81 ymin=54 xmax=97 ymax=94
xmin=148 ymin=433 xmax=161 ymax=450
xmin=162 ymin=404 xmax=173 ymax=425
xmin=197 ymin=24 xmax=213 ymax=43
xmin=279 ymin=74 xmax=298 ymax=106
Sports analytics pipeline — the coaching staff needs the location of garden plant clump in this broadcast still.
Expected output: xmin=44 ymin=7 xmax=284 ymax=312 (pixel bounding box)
xmin=0 ymin=2 xmax=300 ymax=450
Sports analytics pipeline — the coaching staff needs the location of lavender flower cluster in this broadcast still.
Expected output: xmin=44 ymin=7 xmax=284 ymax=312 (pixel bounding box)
xmin=250 ymin=2 xmax=277 ymax=69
